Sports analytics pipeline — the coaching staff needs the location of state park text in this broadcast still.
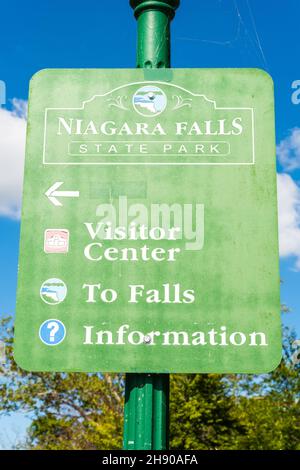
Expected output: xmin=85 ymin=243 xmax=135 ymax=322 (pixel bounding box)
xmin=60 ymin=117 xmax=241 ymax=157
xmin=44 ymin=111 xmax=254 ymax=165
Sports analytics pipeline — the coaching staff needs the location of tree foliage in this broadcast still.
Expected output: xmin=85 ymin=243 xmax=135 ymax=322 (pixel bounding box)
xmin=229 ymin=328 xmax=300 ymax=450
xmin=0 ymin=317 xmax=123 ymax=449
xmin=169 ymin=374 xmax=244 ymax=449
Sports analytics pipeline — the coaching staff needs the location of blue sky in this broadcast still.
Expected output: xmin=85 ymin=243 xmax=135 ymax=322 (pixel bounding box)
xmin=0 ymin=0 xmax=300 ymax=448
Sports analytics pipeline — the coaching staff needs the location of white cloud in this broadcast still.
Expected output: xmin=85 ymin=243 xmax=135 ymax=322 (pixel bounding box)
xmin=0 ymin=100 xmax=27 ymax=219
xmin=10 ymin=98 xmax=27 ymax=119
xmin=277 ymin=128 xmax=300 ymax=171
xmin=277 ymin=173 xmax=300 ymax=270
xmin=276 ymin=128 xmax=300 ymax=269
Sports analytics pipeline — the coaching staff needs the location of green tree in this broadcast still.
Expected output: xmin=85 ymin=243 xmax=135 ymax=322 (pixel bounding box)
xmin=231 ymin=328 xmax=300 ymax=450
xmin=0 ymin=317 xmax=124 ymax=450
xmin=169 ymin=374 xmax=244 ymax=449
xmin=169 ymin=329 xmax=300 ymax=450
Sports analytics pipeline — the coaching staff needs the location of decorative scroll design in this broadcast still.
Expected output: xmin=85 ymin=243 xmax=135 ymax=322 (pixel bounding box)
xmin=172 ymin=95 xmax=192 ymax=110
xmin=106 ymin=95 xmax=128 ymax=110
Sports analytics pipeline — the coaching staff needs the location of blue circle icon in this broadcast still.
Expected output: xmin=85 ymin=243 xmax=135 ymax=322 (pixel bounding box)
xmin=40 ymin=278 xmax=67 ymax=305
xmin=133 ymin=85 xmax=167 ymax=117
xmin=39 ymin=319 xmax=66 ymax=346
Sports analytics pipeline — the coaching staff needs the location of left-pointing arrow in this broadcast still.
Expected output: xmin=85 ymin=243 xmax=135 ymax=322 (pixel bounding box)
xmin=45 ymin=182 xmax=80 ymax=207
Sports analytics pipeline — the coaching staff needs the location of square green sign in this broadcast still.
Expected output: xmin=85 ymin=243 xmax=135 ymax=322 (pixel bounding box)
xmin=14 ymin=68 xmax=281 ymax=373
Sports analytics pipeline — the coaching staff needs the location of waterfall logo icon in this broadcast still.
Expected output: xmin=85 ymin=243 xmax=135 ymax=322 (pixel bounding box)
xmin=133 ymin=85 xmax=167 ymax=117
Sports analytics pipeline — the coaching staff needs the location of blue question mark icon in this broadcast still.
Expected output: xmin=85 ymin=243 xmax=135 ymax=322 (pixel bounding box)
xmin=39 ymin=319 xmax=66 ymax=346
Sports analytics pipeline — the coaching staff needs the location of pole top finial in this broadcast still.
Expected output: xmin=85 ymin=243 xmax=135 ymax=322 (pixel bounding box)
xmin=130 ymin=0 xmax=180 ymax=19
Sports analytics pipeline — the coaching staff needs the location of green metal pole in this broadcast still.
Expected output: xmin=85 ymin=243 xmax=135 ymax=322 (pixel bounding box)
xmin=123 ymin=0 xmax=179 ymax=451
xmin=132 ymin=0 xmax=179 ymax=68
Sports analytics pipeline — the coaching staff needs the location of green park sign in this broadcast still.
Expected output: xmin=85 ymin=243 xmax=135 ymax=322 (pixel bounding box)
xmin=14 ymin=68 xmax=281 ymax=373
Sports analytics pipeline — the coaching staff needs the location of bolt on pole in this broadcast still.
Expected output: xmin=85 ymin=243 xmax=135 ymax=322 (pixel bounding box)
xmin=123 ymin=0 xmax=180 ymax=451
